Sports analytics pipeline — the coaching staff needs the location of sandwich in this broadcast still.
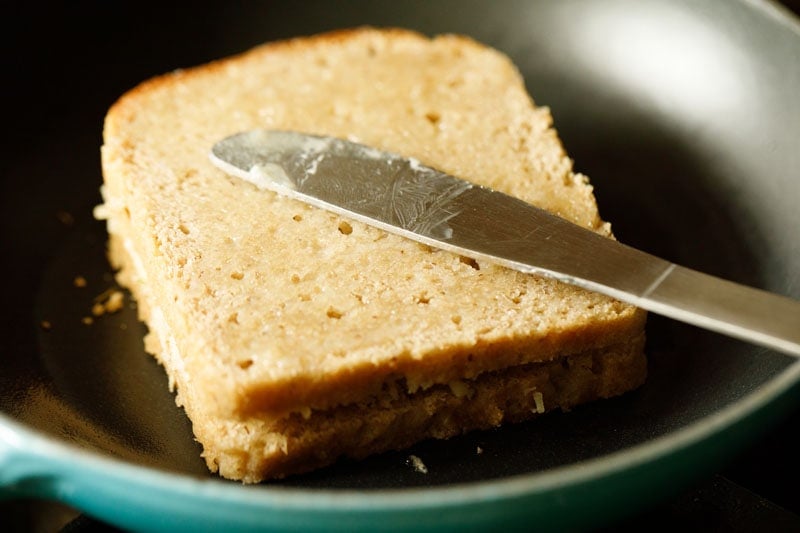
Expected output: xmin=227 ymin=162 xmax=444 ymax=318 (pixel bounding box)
xmin=96 ymin=28 xmax=647 ymax=482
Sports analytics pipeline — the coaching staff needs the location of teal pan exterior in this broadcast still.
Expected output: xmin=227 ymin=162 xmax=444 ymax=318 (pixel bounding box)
xmin=2 ymin=364 xmax=798 ymax=531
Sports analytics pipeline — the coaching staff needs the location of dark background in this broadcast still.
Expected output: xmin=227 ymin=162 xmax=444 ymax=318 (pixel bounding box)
xmin=2 ymin=1 xmax=799 ymax=531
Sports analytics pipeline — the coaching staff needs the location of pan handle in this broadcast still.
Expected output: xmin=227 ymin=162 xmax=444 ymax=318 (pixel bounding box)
xmin=0 ymin=415 xmax=62 ymax=498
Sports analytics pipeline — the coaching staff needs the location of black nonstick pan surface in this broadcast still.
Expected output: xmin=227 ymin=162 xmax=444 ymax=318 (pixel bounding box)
xmin=2 ymin=1 xmax=799 ymax=530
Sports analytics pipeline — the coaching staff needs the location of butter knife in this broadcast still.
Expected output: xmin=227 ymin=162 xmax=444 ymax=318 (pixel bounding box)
xmin=210 ymin=130 xmax=800 ymax=357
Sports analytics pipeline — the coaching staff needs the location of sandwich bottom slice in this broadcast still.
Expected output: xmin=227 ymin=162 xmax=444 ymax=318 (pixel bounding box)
xmin=97 ymin=28 xmax=647 ymax=483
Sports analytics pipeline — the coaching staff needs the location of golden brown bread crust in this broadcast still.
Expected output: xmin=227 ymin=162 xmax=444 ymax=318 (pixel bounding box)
xmin=99 ymin=27 xmax=647 ymax=481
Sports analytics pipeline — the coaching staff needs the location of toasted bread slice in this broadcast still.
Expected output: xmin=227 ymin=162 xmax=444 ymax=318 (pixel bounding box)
xmin=97 ymin=28 xmax=646 ymax=482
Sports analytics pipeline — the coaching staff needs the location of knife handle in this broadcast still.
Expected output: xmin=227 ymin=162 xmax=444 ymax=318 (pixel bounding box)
xmin=638 ymin=264 xmax=800 ymax=356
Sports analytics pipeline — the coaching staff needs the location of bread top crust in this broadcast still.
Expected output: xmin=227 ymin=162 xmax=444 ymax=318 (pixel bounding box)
xmin=100 ymin=27 xmax=645 ymax=417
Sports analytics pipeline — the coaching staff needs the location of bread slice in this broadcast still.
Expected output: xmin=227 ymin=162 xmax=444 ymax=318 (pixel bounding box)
xmin=96 ymin=28 xmax=647 ymax=482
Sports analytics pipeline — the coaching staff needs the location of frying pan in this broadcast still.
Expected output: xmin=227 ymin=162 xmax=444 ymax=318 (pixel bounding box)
xmin=2 ymin=0 xmax=799 ymax=530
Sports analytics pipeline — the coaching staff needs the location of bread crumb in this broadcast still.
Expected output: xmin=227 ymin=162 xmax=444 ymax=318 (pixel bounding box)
xmin=40 ymin=320 xmax=52 ymax=331
xmin=73 ymin=276 xmax=87 ymax=288
xmin=81 ymin=317 xmax=94 ymax=326
xmin=105 ymin=291 xmax=124 ymax=313
xmin=407 ymin=454 xmax=428 ymax=474
xmin=533 ymin=391 xmax=545 ymax=414
xmin=91 ymin=289 xmax=126 ymax=317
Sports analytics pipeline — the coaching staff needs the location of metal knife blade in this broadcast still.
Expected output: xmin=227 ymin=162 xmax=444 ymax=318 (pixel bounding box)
xmin=210 ymin=130 xmax=800 ymax=357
